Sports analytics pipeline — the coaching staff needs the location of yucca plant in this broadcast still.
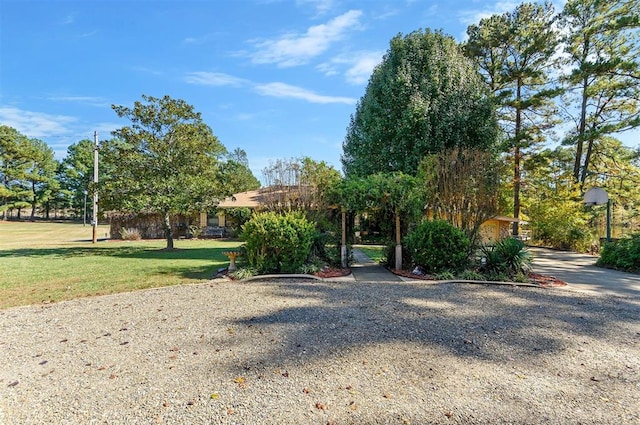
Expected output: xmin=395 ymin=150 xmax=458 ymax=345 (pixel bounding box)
xmin=481 ymin=237 xmax=532 ymax=279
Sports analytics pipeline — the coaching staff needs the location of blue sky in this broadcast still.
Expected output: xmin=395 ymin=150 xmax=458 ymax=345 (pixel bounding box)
xmin=1 ymin=0 xmax=637 ymax=179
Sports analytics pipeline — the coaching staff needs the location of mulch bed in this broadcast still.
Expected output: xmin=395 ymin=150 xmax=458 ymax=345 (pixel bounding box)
xmin=314 ymin=266 xmax=352 ymax=278
xmin=389 ymin=268 xmax=568 ymax=287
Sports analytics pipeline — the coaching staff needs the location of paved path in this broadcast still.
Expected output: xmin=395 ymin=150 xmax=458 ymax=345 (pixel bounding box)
xmin=529 ymin=247 xmax=640 ymax=298
xmin=350 ymin=248 xmax=402 ymax=282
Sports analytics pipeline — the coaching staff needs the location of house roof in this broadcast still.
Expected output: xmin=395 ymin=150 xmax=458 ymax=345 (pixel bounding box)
xmin=217 ymin=188 xmax=266 ymax=208
xmin=218 ymin=186 xmax=308 ymax=208
xmin=488 ymin=215 xmax=519 ymax=223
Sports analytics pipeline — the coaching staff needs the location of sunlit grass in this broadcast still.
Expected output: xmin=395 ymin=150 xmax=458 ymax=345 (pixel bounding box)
xmin=357 ymin=245 xmax=386 ymax=263
xmin=0 ymin=221 xmax=242 ymax=309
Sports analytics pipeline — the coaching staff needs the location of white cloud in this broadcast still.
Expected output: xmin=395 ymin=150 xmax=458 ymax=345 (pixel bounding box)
xmin=318 ymin=50 xmax=384 ymax=85
xmin=296 ymin=0 xmax=336 ymax=15
xmin=254 ymin=82 xmax=356 ymax=104
xmin=184 ymin=72 xmax=249 ymax=87
xmin=249 ymin=10 xmax=363 ymax=67
xmin=48 ymin=96 xmax=110 ymax=108
xmin=60 ymin=15 xmax=74 ymax=25
xmin=0 ymin=106 xmax=76 ymax=139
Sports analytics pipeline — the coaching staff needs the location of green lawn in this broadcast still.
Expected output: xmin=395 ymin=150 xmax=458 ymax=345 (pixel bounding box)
xmin=356 ymin=245 xmax=385 ymax=263
xmin=0 ymin=221 xmax=241 ymax=309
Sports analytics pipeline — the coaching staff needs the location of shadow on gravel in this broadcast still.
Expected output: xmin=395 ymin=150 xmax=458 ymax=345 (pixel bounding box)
xmin=236 ymin=281 xmax=640 ymax=367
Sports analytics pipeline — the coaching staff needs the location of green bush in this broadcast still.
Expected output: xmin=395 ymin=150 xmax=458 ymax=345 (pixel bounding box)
xmin=404 ymin=219 xmax=470 ymax=273
xmin=241 ymin=211 xmax=316 ymax=274
xmin=597 ymin=233 xmax=640 ymax=272
xmin=480 ymin=237 xmax=532 ymax=279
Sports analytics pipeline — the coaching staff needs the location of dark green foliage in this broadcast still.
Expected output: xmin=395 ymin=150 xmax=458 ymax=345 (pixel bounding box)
xmin=404 ymin=220 xmax=470 ymax=273
xmin=480 ymin=237 xmax=532 ymax=279
xmin=241 ymin=211 xmax=316 ymax=274
xmin=597 ymin=233 xmax=640 ymax=272
xmin=342 ymin=29 xmax=498 ymax=177
xmin=107 ymin=95 xmax=228 ymax=249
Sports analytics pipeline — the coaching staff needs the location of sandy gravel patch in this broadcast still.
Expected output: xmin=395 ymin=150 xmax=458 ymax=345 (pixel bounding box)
xmin=1 ymin=279 xmax=639 ymax=424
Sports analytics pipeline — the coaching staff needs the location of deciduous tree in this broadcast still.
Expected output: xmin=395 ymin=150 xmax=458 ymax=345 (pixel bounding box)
xmin=108 ymin=95 xmax=228 ymax=249
xmin=342 ymin=29 xmax=498 ymax=177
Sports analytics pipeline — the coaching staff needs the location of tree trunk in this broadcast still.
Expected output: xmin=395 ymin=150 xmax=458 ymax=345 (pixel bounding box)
xmin=579 ymin=123 xmax=598 ymax=188
xmin=512 ymin=79 xmax=523 ymax=236
xmin=163 ymin=211 xmax=174 ymax=250
xmin=30 ymin=182 xmax=36 ymax=222
xmin=573 ymin=75 xmax=590 ymax=183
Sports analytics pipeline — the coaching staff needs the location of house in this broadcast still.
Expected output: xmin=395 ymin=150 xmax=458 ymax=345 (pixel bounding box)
xmin=206 ymin=187 xmax=519 ymax=244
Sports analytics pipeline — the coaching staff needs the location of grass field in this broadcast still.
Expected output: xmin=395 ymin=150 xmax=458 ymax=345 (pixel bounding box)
xmin=0 ymin=221 xmax=241 ymax=309
xmin=356 ymin=245 xmax=385 ymax=263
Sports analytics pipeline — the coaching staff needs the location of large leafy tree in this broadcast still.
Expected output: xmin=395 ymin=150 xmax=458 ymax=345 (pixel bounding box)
xmin=342 ymin=29 xmax=499 ymax=177
xmin=107 ymin=95 xmax=228 ymax=249
xmin=465 ymin=2 xmax=560 ymax=235
xmin=558 ymin=0 xmax=640 ymax=187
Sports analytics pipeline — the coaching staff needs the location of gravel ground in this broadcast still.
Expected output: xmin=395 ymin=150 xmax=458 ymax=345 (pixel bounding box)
xmin=1 ymin=278 xmax=639 ymax=425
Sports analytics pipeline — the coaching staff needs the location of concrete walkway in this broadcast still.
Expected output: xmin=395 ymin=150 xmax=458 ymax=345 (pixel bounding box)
xmin=529 ymin=247 xmax=640 ymax=298
xmin=350 ymin=248 xmax=402 ymax=282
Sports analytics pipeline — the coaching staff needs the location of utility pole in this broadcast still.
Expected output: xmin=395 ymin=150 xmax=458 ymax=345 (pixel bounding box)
xmin=92 ymin=131 xmax=99 ymax=244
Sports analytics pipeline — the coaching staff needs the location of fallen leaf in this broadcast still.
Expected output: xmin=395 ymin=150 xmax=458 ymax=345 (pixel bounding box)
xmin=211 ymin=393 xmax=219 ymax=400
xmin=315 ymin=402 xmax=327 ymax=410
xmin=7 ymin=381 xmax=18 ymax=387
xmin=227 ymin=408 xmax=235 ymax=415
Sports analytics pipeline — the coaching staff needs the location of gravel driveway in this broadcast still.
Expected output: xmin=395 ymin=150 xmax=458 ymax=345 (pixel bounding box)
xmin=1 ymin=279 xmax=639 ymax=424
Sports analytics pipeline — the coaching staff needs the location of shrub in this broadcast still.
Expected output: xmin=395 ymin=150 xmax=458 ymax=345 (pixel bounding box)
xmin=119 ymin=227 xmax=142 ymax=240
xmin=241 ymin=211 xmax=316 ymax=274
xmin=597 ymin=233 xmax=640 ymax=272
xmin=480 ymin=237 xmax=532 ymax=279
xmin=459 ymin=269 xmax=485 ymax=281
xmin=404 ymin=219 xmax=470 ymax=273
xmin=229 ymin=267 xmax=258 ymax=280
